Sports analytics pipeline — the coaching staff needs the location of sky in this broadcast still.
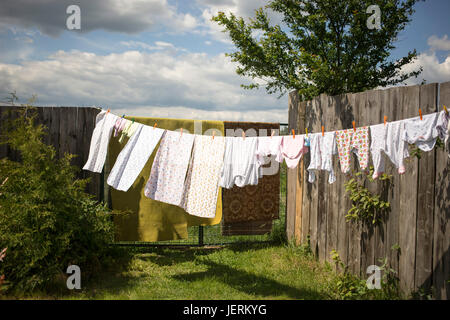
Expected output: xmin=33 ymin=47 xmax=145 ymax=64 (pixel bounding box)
xmin=0 ymin=0 xmax=449 ymax=123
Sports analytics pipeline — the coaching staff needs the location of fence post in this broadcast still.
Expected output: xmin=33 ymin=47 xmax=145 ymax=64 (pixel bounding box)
xmin=198 ymin=226 xmax=204 ymax=246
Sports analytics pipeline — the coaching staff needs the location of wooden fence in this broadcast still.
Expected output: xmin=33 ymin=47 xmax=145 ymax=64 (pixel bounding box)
xmin=0 ymin=105 xmax=102 ymax=200
xmin=286 ymin=82 xmax=450 ymax=299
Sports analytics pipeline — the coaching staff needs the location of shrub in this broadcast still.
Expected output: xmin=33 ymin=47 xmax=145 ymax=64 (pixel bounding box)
xmin=0 ymin=106 xmax=122 ymax=293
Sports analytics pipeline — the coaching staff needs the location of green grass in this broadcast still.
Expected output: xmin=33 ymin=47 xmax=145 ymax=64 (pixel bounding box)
xmin=21 ymin=243 xmax=341 ymax=300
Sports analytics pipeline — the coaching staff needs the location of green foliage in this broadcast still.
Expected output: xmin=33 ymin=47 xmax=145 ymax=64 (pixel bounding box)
xmin=344 ymin=167 xmax=391 ymax=225
xmin=212 ymin=0 xmax=422 ymax=100
xmin=0 ymin=107 xmax=123 ymax=293
xmin=329 ymin=249 xmax=402 ymax=300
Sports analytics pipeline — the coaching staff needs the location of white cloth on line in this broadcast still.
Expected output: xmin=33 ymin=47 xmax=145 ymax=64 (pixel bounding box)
xmin=219 ymin=136 xmax=262 ymax=189
xmin=83 ymin=110 xmax=118 ymax=173
xmin=402 ymin=112 xmax=442 ymax=152
xmin=144 ymin=130 xmax=195 ymax=206
xmin=107 ymin=125 xmax=165 ymax=191
xmin=181 ymin=134 xmax=226 ymax=218
xmin=255 ymin=136 xmax=283 ymax=166
xmin=370 ymin=120 xmax=409 ymax=179
xmin=307 ymin=132 xmax=337 ymax=184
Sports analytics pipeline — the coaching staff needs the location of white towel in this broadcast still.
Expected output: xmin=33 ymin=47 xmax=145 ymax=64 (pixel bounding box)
xmin=83 ymin=110 xmax=118 ymax=173
xmin=107 ymin=125 xmax=165 ymax=191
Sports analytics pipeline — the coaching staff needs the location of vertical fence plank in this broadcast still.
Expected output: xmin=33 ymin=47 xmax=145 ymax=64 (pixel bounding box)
xmin=415 ymin=83 xmax=438 ymax=293
xmin=433 ymin=81 xmax=450 ymax=299
xmin=398 ymin=84 xmax=420 ymax=293
xmin=287 ymin=91 xmax=299 ymax=242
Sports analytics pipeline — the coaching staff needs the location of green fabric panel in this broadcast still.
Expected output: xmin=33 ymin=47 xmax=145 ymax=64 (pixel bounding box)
xmin=109 ymin=116 xmax=224 ymax=242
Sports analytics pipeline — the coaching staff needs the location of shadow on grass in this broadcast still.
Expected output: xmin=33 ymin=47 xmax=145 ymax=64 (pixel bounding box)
xmin=171 ymin=259 xmax=326 ymax=300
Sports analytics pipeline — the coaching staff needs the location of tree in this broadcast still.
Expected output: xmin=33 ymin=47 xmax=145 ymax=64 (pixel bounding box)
xmin=212 ymin=0 xmax=423 ymax=100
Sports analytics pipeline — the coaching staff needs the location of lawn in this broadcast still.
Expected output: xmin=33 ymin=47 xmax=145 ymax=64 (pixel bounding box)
xmin=54 ymin=243 xmax=338 ymax=300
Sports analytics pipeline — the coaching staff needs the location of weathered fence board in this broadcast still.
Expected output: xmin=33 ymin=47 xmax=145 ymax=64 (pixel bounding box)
xmin=0 ymin=106 xmax=102 ymax=201
xmin=287 ymin=82 xmax=449 ymax=299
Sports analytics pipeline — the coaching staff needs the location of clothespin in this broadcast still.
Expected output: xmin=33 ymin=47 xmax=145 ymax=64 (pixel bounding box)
xmin=212 ymin=130 xmax=215 ymax=140
xmin=352 ymin=121 xmax=356 ymax=132
xmin=305 ymin=128 xmax=308 ymax=138
xmin=419 ymin=109 xmax=423 ymax=120
xmin=384 ymin=116 xmax=387 ymax=126
xmin=292 ymin=129 xmax=295 ymax=139
xmin=444 ymin=105 xmax=448 ymax=115
xmin=242 ymin=131 xmax=246 ymax=140
xmin=153 ymin=122 xmax=157 ymax=129
xmin=180 ymin=128 xmax=183 ymax=136
xmin=271 ymin=130 xmax=275 ymax=138
xmin=131 ymin=118 xmax=135 ymax=124
xmin=121 ymin=114 xmax=125 ymax=118
xmin=106 ymin=109 xmax=110 ymax=114
xmin=321 ymin=126 xmax=324 ymax=137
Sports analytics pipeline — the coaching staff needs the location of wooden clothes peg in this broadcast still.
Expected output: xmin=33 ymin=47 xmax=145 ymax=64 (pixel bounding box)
xmin=271 ymin=130 xmax=275 ymax=138
xmin=242 ymin=131 xmax=246 ymax=139
xmin=180 ymin=128 xmax=183 ymax=136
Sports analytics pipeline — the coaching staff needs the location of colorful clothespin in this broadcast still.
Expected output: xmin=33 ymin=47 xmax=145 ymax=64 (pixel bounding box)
xmin=180 ymin=128 xmax=183 ymax=136
xmin=444 ymin=105 xmax=448 ymax=115
xmin=384 ymin=116 xmax=387 ymax=126
xmin=106 ymin=108 xmax=110 ymax=114
xmin=292 ymin=129 xmax=295 ymax=139
xmin=242 ymin=131 xmax=246 ymax=140
xmin=419 ymin=109 xmax=423 ymax=120
xmin=131 ymin=118 xmax=135 ymax=124
xmin=305 ymin=128 xmax=308 ymax=137
xmin=121 ymin=114 xmax=125 ymax=118
xmin=271 ymin=130 xmax=275 ymax=138
xmin=352 ymin=121 xmax=356 ymax=132
xmin=321 ymin=126 xmax=324 ymax=137
xmin=212 ymin=130 xmax=215 ymax=140
xmin=153 ymin=122 xmax=157 ymax=129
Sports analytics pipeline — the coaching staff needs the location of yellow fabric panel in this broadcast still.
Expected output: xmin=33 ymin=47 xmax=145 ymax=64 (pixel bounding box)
xmin=108 ymin=116 xmax=224 ymax=242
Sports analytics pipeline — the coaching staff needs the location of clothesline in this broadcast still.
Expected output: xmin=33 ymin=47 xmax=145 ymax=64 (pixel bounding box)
xmin=83 ymin=108 xmax=449 ymax=219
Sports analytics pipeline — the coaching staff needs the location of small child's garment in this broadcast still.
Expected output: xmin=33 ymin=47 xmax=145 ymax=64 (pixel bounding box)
xmin=307 ymin=132 xmax=338 ymax=184
xmin=83 ymin=110 xmax=118 ymax=173
xmin=219 ymin=136 xmax=261 ymax=189
xmin=118 ymin=120 xmax=140 ymax=143
xmin=181 ymin=135 xmax=226 ymax=218
xmin=402 ymin=112 xmax=442 ymax=152
xmin=255 ymin=136 xmax=283 ymax=166
xmin=335 ymin=127 xmax=369 ymax=173
xmin=436 ymin=111 xmax=450 ymax=158
xmin=370 ymin=121 xmax=409 ymax=179
xmin=278 ymin=135 xmax=309 ymax=169
xmin=144 ymin=130 xmax=195 ymax=206
xmin=107 ymin=125 xmax=165 ymax=191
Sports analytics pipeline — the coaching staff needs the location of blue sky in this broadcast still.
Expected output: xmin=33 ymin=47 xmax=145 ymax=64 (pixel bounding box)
xmin=0 ymin=0 xmax=449 ymax=123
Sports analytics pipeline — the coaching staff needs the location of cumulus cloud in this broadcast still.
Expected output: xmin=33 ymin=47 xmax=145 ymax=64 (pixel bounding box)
xmin=401 ymin=51 xmax=450 ymax=85
xmin=0 ymin=49 xmax=287 ymax=122
xmin=0 ymin=0 xmax=198 ymax=37
xmin=195 ymin=0 xmax=284 ymax=43
xmin=427 ymin=34 xmax=450 ymax=52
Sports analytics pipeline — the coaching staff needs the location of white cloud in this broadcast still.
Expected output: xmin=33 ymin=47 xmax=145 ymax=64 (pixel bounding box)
xmin=427 ymin=35 xmax=450 ymax=52
xmin=0 ymin=49 xmax=288 ymax=122
xmin=401 ymin=51 xmax=450 ymax=85
xmin=0 ymin=0 xmax=198 ymax=37
xmin=195 ymin=0 xmax=284 ymax=43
